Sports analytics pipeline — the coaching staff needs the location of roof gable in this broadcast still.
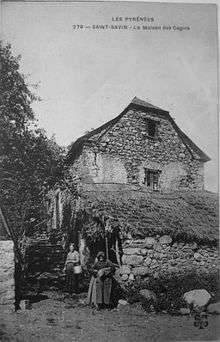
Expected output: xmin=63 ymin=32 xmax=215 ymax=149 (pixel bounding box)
xmin=66 ymin=97 xmax=210 ymax=163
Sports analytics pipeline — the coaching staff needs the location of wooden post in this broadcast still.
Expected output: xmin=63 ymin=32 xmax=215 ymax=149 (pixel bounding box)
xmin=105 ymin=235 xmax=109 ymax=260
xmin=115 ymin=238 xmax=121 ymax=267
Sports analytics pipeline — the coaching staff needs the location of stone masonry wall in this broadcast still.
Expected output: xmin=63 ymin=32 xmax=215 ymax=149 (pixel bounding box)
xmin=116 ymin=235 xmax=219 ymax=283
xmin=0 ymin=240 xmax=15 ymax=305
xmin=70 ymin=109 xmax=204 ymax=192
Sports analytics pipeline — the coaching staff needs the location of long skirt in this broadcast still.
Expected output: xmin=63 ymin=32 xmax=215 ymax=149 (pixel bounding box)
xmin=65 ymin=263 xmax=79 ymax=294
xmin=87 ymin=276 xmax=112 ymax=307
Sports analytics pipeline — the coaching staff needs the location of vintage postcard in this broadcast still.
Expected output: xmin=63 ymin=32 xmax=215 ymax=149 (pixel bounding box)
xmin=0 ymin=1 xmax=219 ymax=341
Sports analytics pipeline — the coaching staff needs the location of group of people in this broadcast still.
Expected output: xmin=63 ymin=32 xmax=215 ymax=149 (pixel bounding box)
xmin=64 ymin=244 xmax=117 ymax=309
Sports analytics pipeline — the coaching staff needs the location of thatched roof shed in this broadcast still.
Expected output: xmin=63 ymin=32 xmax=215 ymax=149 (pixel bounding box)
xmin=76 ymin=188 xmax=218 ymax=245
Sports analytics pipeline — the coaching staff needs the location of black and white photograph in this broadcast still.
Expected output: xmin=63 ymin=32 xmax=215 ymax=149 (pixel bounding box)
xmin=0 ymin=1 xmax=219 ymax=341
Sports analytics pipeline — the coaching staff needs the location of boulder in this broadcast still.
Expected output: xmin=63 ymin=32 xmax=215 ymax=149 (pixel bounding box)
xmin=119 ymin=265 xmax=131 ymax=275
xmin=207 ymin=302 xmax=220 ymax=314
xmin=183 ymin=289 xmax=211 ymax=309
xmin=159 ymin=235 xmax=172 ymax=245
xmin=139 ymin=289 xmax=157 ymax=302
xmin=122 ymin=255 xmax=143 ymax=266
xmin=133 ymin=266 xmax=150 ymax=276
xmin=144 ymin=237 xmax=156 ymax=248
xmin=123 ymin=248 xmax=140 ymax=255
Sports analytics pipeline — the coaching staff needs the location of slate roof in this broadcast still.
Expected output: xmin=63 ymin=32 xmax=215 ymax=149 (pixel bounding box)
xmin=66 ymin=97 xmax=210 ymax=163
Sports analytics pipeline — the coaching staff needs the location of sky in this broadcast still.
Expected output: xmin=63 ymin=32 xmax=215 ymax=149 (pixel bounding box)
xmin=1 ymin=1 xmax=218 ymax=192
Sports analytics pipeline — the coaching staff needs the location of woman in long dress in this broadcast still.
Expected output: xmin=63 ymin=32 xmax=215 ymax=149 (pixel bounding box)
xmin=64 ymin=244 xmax=81 ymax=294
xmin=87 ymin=251 xmax=115 ymax=309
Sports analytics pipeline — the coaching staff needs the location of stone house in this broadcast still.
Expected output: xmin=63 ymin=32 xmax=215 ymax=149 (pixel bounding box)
xmin=50 ymin=98 xmax=217 ymax=274
xmin=24 ymin=98 xmax=218 ymax=290
xmin=66 ymin=97 xmax=210 ymax=192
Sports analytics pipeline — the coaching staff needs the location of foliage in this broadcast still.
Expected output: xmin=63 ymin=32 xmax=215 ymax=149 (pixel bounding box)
xmin=123 ymin=269 xmax=220 ymax=312
xmin=0 ymin=41 xmax=64 ymax=238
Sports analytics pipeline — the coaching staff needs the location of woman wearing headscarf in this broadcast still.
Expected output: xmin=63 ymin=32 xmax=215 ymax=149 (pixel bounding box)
xmin=64 ymin=243 xmax=81 ymax=294
xmin=87 ymin=251 xmax=115 ymax=309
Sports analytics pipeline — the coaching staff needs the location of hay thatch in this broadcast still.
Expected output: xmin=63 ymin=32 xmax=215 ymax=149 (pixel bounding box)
xmin=76 ymin=190 xmax=218 ymax=245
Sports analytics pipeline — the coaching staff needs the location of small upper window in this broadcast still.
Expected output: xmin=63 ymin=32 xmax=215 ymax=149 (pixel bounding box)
xmin=143 ymin=169 xmax=161 ymax=190
xmin=146 ymin=119 xmax=158 ymax=138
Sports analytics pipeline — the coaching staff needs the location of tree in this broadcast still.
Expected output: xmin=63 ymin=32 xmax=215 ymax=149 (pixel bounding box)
xmin=0 ymin=41 xmax=64 ymax=238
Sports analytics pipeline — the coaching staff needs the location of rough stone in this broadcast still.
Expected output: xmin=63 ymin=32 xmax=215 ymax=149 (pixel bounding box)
xmin=143 ymin=257 xmax=152 ymax=266
xmin=179 ymin=308 xmax=190 ymax=315
xmin=144 ymin=237 xmax=156 ymax=248
xmin=122 ymin=254 xmax=143 ymax=266
xmin=140 ymin=248 xmax=148 ymax=255
xmin=128 ymin=273 xmax=135 ymax=281
xmin=194 ymin=253 xmax=202 ymax=261
xmin=153 ymin=243 xmax=163 ymax=252
xmin=118 ymin=299 xmax=128 ymax=306
xmin=183 ymin=289 xmax=211 ymax=308
xmin=207 ymin=302 xmax=220 ymax=314
xmin=119 ymin=265 xmax=131 ymax=275
xmin=159 ymin=235 xmax=172 ymax=245
xmin=133 ymin=266 xmax=150 ymax=276
xmin=121 ymin=274 xmax=129 ymax=281
xmin=123 ymin=248 xmax=140 ymax=255
xmin=139 ymin=289 xmax=157 ymax=302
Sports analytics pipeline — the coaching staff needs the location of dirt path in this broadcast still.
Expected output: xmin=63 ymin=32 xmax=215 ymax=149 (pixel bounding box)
xmin=0 ymin=293 xmax=219 ymax=342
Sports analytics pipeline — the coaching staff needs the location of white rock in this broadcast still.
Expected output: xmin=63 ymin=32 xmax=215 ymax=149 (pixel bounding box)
xmin=128 ymin=273 xmax=135 ymax=281
xmin=183 ymin=289 xmax=211 ymax=309
xmin=207 ymin=302 xmax=220 ymax=314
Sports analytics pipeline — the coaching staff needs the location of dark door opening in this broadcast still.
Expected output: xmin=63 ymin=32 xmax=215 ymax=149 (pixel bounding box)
xmin=87 ymin=232 xmax=122 ymax=265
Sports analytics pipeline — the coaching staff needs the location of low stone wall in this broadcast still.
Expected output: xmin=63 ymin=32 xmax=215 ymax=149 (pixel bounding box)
xmin=117 ymin=235 xmax=219 ymax=282
xmin=0 ymin=240 xmax=15 ymax=305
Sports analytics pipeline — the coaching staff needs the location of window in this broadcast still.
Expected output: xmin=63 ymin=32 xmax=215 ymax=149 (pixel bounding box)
xmin=146 ymin=118 xmax=159 ymax=138
xmin=144 ymin=169 xmax=161 ymax=190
